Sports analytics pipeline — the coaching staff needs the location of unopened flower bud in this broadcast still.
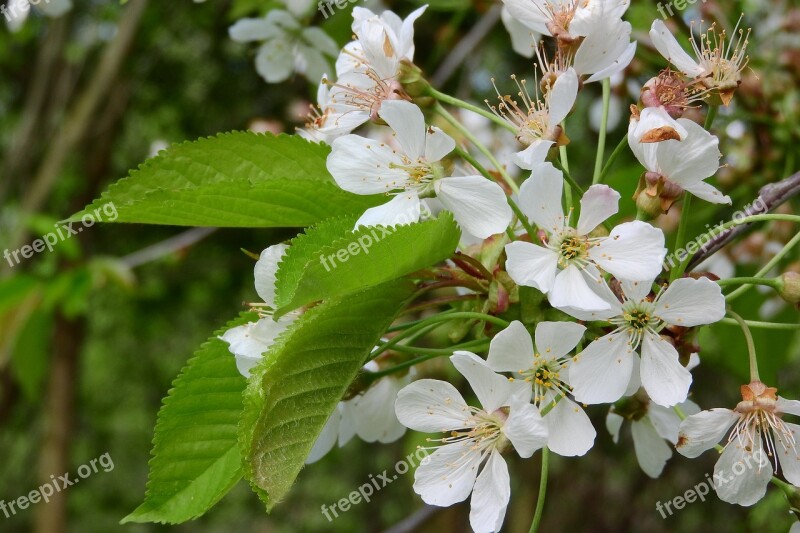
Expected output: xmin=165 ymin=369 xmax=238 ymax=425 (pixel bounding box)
xmin=398 ymin=60 xmax=431 ymax=100
xmin=778 ymin=272 xmax=800 ymax=305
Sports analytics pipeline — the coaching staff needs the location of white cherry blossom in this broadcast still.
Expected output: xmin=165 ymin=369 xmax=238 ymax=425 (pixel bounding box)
xmin=395 ymin=352 xmax=548 ymax=533
xmin=486 ymin=321 xmax=596 ymax=456
xmin=676 ymin=381 xmax=800 ymax=505
xmin=505 ymin=163 xmax=667 ymax=312
xmin=567 ymin=277 xmax=726 ymax=407
xmin=327 ymin=100 xmax=513 ymax=238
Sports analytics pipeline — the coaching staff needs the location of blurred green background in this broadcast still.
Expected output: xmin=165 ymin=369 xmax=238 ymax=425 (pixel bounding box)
xmin=1 ymin=0 xmax=798 ymax=531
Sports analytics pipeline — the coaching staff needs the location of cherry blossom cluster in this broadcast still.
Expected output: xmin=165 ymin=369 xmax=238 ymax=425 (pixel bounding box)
xmin=223 ymin=3 xmax=800 ymax=532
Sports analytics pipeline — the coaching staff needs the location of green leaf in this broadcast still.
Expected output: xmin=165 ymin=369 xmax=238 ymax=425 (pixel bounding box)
xmin=275 ymin=213 xmax=460 ymax=314
xmin=123 ymin=313 xmax=256 ymax=524
xmin=73 ymin=132 xmax=382 ymax=228
xmin=240 ymin=280 xmax=415 ymax=510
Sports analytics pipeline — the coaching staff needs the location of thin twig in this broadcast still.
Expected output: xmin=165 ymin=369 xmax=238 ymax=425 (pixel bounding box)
xmin=120 ymin=227 xmax=217 ymax=268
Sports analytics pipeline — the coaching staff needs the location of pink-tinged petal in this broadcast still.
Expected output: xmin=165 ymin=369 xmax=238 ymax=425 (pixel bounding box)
xmin=714 ymin=443 xmax=772 ymax=506
xmin=534 ymin=321 xmax=586 ymax=361
xmin=512 ymin=140 xmax=555 ymax=170
xmin=549 ymin=264 xmax=614 ymax=312
xmin=654 ymin=277 xmax=726 ymax=327
xmin=657 ymin=119 xmax=721 ymax=186
xmin=355 ymin=192 xmax=421 ymax=229
xmin=395 ymin=379 xmax=471 ymax=433
xmin=504 ymin=241 xmax=559 ymax=294
xmin=589 ymin=221 xmax=666 ymax=281
xmin=577 ymin=184 xmax=621 ymax=235
xmin=425 ymin=126 xmax=456 ymax=162
xmin=570 ymin=332 xmax=635 ymax=405
xmin=435 ymin=176 xmax=513 ymax=239
xmin=683 ymin=180 xmax=732 ymax=205
xmin=631 ymin=417 xmax=673 ymax=478
xmin=640 ymin=332 xmax=691 ymax=407
xmin=328 ymin=134 xmax=411 ymax=194
xmin=503 ymin=399 xmax=548 ymax=458
xmin=413 ymin=441 xmax=481 ymax=506
xmin=545 ymin=398 xmax=596 ymax=457
xmin=549 ymin=68 xmax=579 ymax=125
xmin=486 ymin=321 xmax=535 ymax=373
xmin=676 ymin=409 xmax=739 ymax=458
xmin=649 ymin=20 xmax=705 ymax=77
xmin=378 ymin=100 xmax=427 ymax=159
xmin=451 ymin=351 xmax=512 ymax=413
xmin=518 ymin=162 xmax=565 ymax=232
xmin=254 ymin=244 xmax=288 ymax=306
xmin=776 ymin=422 xmax=800 ymax=486
xmin=778 ymin=397 xmax=800 ymax=417
xmin=469 ymin=450 xmax=511 ymax=533
xmin=305 ymin=405 xmax=341 ymax=464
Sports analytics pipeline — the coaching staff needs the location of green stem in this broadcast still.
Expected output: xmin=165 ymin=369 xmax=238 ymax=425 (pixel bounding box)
xmin=365 ymin=340 xmax=491 ymax=382
xmin=435 ymin=103 xmax=520 ymax=194
xmin=426 ymin=86 xmax=516 ymax=133
xmin=728 ymin=310 xmax=759 ymax=382
xmin=726 ymin=231 xmax=800 ymax=301
xmin=597 ymin=134 xmax=628 ymax=185
xmin=529 ymin=448 xmax=550 ymax=533
xmin=551 ymin=158 xmax=586 ymax=196
xmin=717 ymin=318 xmax=800 ymax=330
xmin=592 ymin=79 xmax=611 ymax=185
xmin=705 ymin=105 xmax=719 ymax=130
xmin=670 ymin=195 xmax=693 ymax=282
xmin=717 ymin=277 xmax=781 ymax=290
xmin=559 ymin=144 xmax=573 ymax=217
xmin=384 ymin=338 xmax=490 ymax=357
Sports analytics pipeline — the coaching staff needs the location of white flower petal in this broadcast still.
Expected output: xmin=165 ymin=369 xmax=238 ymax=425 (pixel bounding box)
xmin=589 ymin=221 xmax=666 ymax=281
xmin=577 ymin=184 xmax=621 ymax=236
xmin=631 ymin=106 xmax=688 ymax=143
xmin=648 ymin=403 xmax=684 ymax=444
xmin=534 ymin=321 xmax=586 ymax=361
xmin=350 ymin=377 xmax=407 ymax=443
xmin=504 ymin=241 xmax=559 ymax=294
xmin=395 ymin=379 xmax=471 ymax=433
xmin=549 ymin=264 xmax=614 ymax=312
xmin=777 ymin=423 xmax=800 ymax=486
xmin=778 ymin=397 xmax=800 ymax=417
xmin=714 ymin=443 xmax=772 ymax=506
xmin=328 ymin=134 xmax=411 ymax=194
xmin=555 ymin=275 xmax=622 ymax=321
xmin=545 ymin=397 xmax=596 ymax=457
xmin=632 ymin=417 xmax=673 ymax=478
xmin=305 ymin=406 xmax=341 ymax=464
xmin=451 ymin=351 xmax=513 ymax=413
xmin=503 ymin=399 xmax=548 ymax=458
xmin=254 ymin=244 xmax=288 ymax=306
xmin=570 ymin=332 xmax=635 ymax=405
xmin=657 ymin=119 xmax=721 ymax=186
xmin=649 ymin=20 xmax=706 ymax=77
xmin=229 ymin=18 xmax=278 ymax=42
xmin=469 ymin=450 xmax=511 ymax=533
xmin=640 ymin=332 xmax=692 ymax=407
xmin=255 ymin=39 xmax=295 ymax=83
xmin=425 ymin=126 xmax=457 ymax=162
xmin=501 ymin=0 xmax=552 ymax=35
xmin=512 ymin=140 xmax=555 ymax=170
xmin=355 ymin=192 xmax=421 ymax=229
xmin=621 ymin=279 xmax=654 ymax=303
xmin=435 ymin=176 xmax=513 ymax=239
xmin=518 ymin=163 xmax=565 ymax=232
xmin=486 ymin=321 xmax=535 ymax=373
xmin=549 ymin=68 xmax=579 ymax=125
xmin=584 ymin=41 xmax=637 ymax=84
xmin=501 ymin=6 xmax=539 ymax=58
xmin=606 ymin=412 xmax=624 ymax=444
xmin=379 ymin=100 xmax=427 ymax=160
xmin=676 ymin=409 xmax=739 ymax=458
xmin=654 ymin=277 xmax=726 ymax=327
xmin=414 ymin=441 xmax=481 ymax=506
xmin=683 ymin=180 xmax=732 ymax=205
